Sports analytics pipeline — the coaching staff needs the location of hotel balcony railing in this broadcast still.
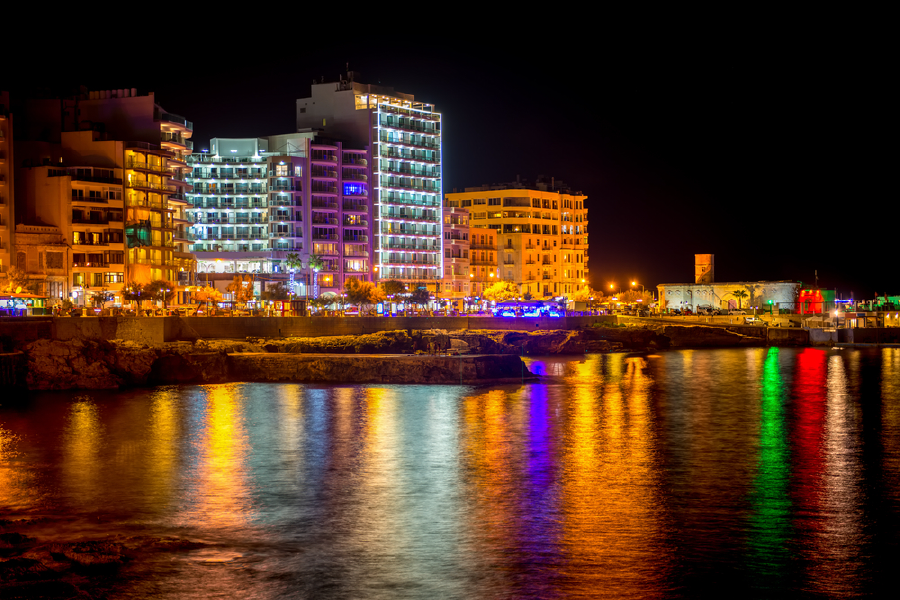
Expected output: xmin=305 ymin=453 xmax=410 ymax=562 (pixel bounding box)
xmin=311 ymin=186 xmax=338 ymax=194
xmin=161 ymin=133 xmax=193 ymax=149
xmin=379 ymin=194 xmax=439 ymax=207
xmin=313 ymin=233 xmax=338 ymax=241
xmin=343 ymin=157 xmax=368 ymax=166
xmin=344 ymin=249 xmax=369 ymax=257
xmin=157 ymin=112 xmax=193 ymax=131
xmin=126 ymin=197 xmax=167 ymax=210
xmin=380 ymin=227 xmax=438 ymax=237
xmin=310 ymin=153 xmax=338 ymax=162
xmin=311 ymin=169 xmax=338 ymax=178
xmin=378 ymin=120 xmax=440 ymax=137
xmin=126 ymin=180 xmax=175 ymax=193
xmin=342 ymin=173 xmax=368 ymax=182
xmin=342 ymin=203 xmax=369 ymax=212
xmin=312 ymin=200 xmax=339 ymax=210
xmin=343 ymin=219 xmax=368 ymax=227
xmin=377 ymin=134 xmax=440 ymax=150
xmin=377 ymin=103 xmax=440 ymax=121
xmin=379 ymin=242 xmax=438 ymax=251
xmin=269 ymin=184 xmax=299 ymax=192
xmin=377 ymin=148 xmax=440 ymax=164
xmin=343 ymin=235 xmax=368 ymax=243
xmin=378 ymin=165 xmax=439 ymax=179
xmin=127 ymin=160 xmax=168 ymax=174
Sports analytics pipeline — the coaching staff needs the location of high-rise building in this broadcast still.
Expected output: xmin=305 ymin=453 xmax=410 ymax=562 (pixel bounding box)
xmin=186 ymin=134 xmax=371 ymax=297
xmin=445 ymin=179 xmax=589 ymax=298
xmin=468 ymin=226 xmax=498 ymax=298
xmin=12 ymin=88 xmax=195 ymax=305
xmin=0 ymin=92 xmax=13 ymax=279
xmin=296 ymin=72 xmax=442 ymax=290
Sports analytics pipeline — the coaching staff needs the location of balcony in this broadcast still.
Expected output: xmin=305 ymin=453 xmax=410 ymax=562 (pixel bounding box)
xmin=127 ymin=159 xmax=168 ymax=174
xmin=342 ymin=202 xmax=368 ymax=212
xmin=157 ymin=112 xmax=193 ymax=131
xmin=343 ymin=235 xmax=368 ymax=243
xmin=126 ymin=179 xmax=175 ymax=194
xmin=312 ymin=200 xmax=339 ymax=210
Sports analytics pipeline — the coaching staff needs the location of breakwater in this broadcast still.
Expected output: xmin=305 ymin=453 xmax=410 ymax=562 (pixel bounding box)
xmin=14 ymin=336 xmax=536 ymax=392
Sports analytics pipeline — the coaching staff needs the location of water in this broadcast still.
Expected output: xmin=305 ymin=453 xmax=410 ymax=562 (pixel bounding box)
xmin=2 ymin=347 xmax=900 ymax=598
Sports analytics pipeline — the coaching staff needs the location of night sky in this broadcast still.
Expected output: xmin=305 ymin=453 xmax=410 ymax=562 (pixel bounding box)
xmin=7 ymin=25 xmax=890 ymax=298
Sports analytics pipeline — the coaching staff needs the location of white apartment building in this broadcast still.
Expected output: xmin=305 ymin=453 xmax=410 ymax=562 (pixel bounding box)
xmin=296 ymin=72 xmax=442 ymax=289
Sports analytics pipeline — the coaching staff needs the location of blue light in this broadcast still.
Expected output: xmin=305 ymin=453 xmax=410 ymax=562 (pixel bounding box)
xmin=343 ymin=182 xmax=366 ymax=196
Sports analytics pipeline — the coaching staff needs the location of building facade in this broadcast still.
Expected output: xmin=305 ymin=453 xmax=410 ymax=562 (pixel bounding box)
xmin=12 ymin=89 xmax=194 ymax=305
xmin=186 ymin=134 xmax=371 ymax=297
xmin=657 ymin=255 xmax=800 ymax=313
xmin=296 ymin=72 xmax=442 ymax=289
xmin=445 ymin=182 xmax=589 ymax=298
xmin=0 ymin=92 xmax=13 ymax=280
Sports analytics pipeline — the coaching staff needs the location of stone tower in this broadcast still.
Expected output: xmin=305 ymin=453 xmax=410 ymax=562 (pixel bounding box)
xmin=695 ymin=254 xmax=714 ymax=284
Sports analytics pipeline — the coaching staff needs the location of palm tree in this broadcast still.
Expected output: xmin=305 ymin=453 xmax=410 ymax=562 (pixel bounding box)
xmin=284 ymin=252 xmax=302 ymax=298
xmin=732 ymin=289 xmax=748 ymax=309
xmin=305 ymin=254 xmax=325 ymax=298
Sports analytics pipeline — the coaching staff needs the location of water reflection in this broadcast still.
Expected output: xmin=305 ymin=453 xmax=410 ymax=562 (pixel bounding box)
xmin=559 ymin=354 xmax=667 ymax=597
xmin=2 ymin=349 xmax=898 ymax=598
xmin=748 ymin=347 xmax=792 ymax=590
xmin=61 ymin=397 xmax=105 ymax=507
xmin=178 ymin=384 xmax=253 ymax=531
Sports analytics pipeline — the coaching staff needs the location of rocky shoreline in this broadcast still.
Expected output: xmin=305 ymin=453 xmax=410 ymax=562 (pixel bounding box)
xmin=2 ymin=324 xmax=806 ymax=392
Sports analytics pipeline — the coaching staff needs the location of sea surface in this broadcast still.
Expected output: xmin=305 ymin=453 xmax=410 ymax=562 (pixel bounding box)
xmin=2 ymin=347 xmax=900 ymax=598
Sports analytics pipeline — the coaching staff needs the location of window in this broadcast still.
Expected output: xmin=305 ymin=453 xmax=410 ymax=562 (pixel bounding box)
xmin=488 ymin=198 xmax=501 ymax=206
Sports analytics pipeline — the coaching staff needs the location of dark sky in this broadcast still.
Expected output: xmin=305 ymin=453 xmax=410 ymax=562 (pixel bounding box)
xmin=7 ymin=24 xmax=891 ymax=298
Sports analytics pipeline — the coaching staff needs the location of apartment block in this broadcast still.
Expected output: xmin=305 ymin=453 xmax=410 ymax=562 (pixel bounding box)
xmin=12 ymin=89 xmax=194 ymax=305
xmin=186 ymin=134 xmax=370 ymax=296
xmin=0 ymin=92 xmax=13 ymax=278
xmin=442 ymin=204 xmax=471 ymax=298
xmin=445 ymin=181 xmax=589 ymax=298
xmin=296 ymin=72 xmax=442 ymax=289
xmin=468 ymin=226 xmax=498 ymax=298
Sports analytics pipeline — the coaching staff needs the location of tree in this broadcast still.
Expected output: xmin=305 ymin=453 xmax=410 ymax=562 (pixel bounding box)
xmin=733 ymin=289 xmax=749 ymax=309
xmin=569 ymin=285 xmax=599 ymax=303
xmin=483 ymin=280 xmax=519 ymax=303
xmin=344 ymin=277 xmax=385 ymax=315
xmin=284 ymin=252 xmax=303 ymax=298
xmin=407 ymin=285 xmax=431 ymax=308
xmin=226 ymin=274 xmax=255 ymax=310
xmin=3 ymin=267 xmax=36 ymax=294
xmin=122 ymin=282 xmax=147 ymax=311
xmin=145 ymin=280 xmax=177 ymax=310
xmin=89 ymin=288 xmax=113 ymax=309
xmin=305 ymin=254 xmax=325 ymax=297
xmin=380 ymin=279 xmax=405 ymax=297
xmin=194 ymin=285 xmax=223 ymax=315
xmin=261 ymin=281 xmax=289 ymax=301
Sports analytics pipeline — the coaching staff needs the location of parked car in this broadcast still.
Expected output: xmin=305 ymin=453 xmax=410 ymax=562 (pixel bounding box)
xmin=729 ymin=309 xmax=747 ymax=315
xmin=744 ymin=317 xmax=765 ymax=325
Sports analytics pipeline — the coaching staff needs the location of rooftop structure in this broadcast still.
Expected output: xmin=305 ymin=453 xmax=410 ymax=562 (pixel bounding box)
xmin=297 ymin=72 xmax=442 ymax=289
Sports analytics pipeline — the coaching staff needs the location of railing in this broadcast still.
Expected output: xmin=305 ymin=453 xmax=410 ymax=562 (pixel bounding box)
xmin=343 ymin=203 xmax=368 ymax=212
xmin=343 ymin=235 xmax=368 ymax=243
xmin=312 ymin=200 xmax=339 ymax=210
xmin=158 ymin=112 xmax=193 ymax=130
xmin=127 ymin=159 xmax=168 ymax=173
xmin=126 ymin=180 xmax=176 ymax=193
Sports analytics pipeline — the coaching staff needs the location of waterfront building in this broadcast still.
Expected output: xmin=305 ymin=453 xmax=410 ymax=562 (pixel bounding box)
xmin=0 ymin=92 xmax=13 ymax=281
xmin=468 ymin=226 xmax=498 ymax=298
xmin=296 ymin=72 xmax=442 ymax=290
xmin=442 ymin=203 xmax=470 ymax=300
xmin=186 ymin=134 xmax=370 ymax=296
xmin=657 ymin=254 xmax=800 ymax=313
xmin=445 ymin=179 xmax=589 ymax=298
xmin=11 ymin=89 xmax=195 ymax=305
